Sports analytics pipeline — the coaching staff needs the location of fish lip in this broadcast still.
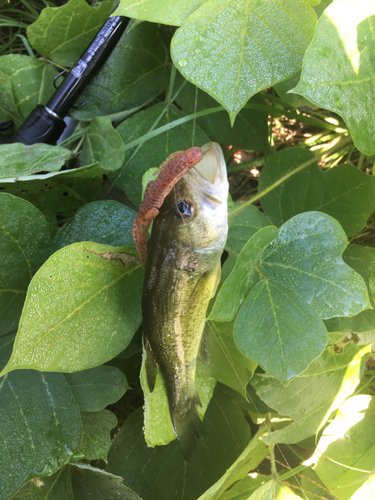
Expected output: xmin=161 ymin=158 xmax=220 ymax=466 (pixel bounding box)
xmin=192 ymin=142 xmax=227 ymax=186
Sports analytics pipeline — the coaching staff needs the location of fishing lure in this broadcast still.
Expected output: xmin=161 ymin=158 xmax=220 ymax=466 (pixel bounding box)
xmin=132 ymin=147 xmax=203 ymax=267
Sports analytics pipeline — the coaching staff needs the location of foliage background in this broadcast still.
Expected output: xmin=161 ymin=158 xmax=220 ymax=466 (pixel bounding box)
xmin=0 ymin=0 xmax=375 ymax=498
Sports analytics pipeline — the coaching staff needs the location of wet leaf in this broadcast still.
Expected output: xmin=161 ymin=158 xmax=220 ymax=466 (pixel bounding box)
xmin=174 ymin=73 xmax=269 ymax=150
xmin=293 ymin=0 xmax=375 ymax=154
xmin=235 ymin=279 xmax=327 ymax=383
xmin=0 ymin=143 xmax=70 ymax=178
xmin=209 ymin=226 xmax=278 ymax=322
xmin=54 ymin=200 xmax=136 ymax=251
xmin=0 ymin=242 xmax=143 ymax=375
xmin=64 ymin=365 xmax=128 ymax=411
xmin=0 ymin=163 xmax=103 ymax=219
xmin=109 ymin=103 xmax=210 ymax=206
xmin=0 ymin=370 xmax=81 ymax=499
xmin=274 ymin=71 xmax=318 ymax=108
xmin=73 ymin=22 xmax=168 ymax=120
xmin=0 ymin=194 xmax=52 ymax=335
xmin=27 ymin=0 xmax=113 ymax=67
xmin=80 ymin=117 xmax=125 ymax=172
xmin=314 ymin=395 xmax=375 ymax=500
xmin=106 ymin=386 xmax=251 ymax=500
xmin=252 ymin=344 xmax=371 ymax=445
xmin=259 ymin=212 xmax=371 ymax=319
xmin=9 ymin=464 xmax=141 ymax=500
xmin=171 ymin=0 xmax=316 ymax=121
xmin=0 ymin=55 xmax=56 ymax=127
xmin=77 ymin=410 xmax=117 ymax=461
xmin=115 ymin=0 xmax=206 ymax=25
xmin=259 ymin=148 xmax=375 ymax=237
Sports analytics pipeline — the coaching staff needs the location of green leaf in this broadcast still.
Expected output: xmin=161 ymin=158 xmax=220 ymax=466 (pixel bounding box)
xmin=109 ymin=103 xmax=210 ymax=206
xmin=0 ymin=55 xmax=56 ymax=127
xmin=235 ymin=279 xmax=327 ymax=383
xmin=348 ymin=473 xmax=375 ymax=500
xmin=171 ymin=0 xmax=316 ymax=121
xmin=1 ymin=242 xmax=143 ymax=375
xmin=0 ymin=194 xmax=52 ymax=335
xmin=73 ymin=22 xmax=168 ymax=120
xmin=0 ymin=143 xmax=70 ymax=179
xmin=314 ymin=395 xmax=375 ymax=500
xmin=0 ymin=335 xmax=15 ymax=372
xmin=209 ymin=226 xmax=278 ymax=322
xmin=64 ymin=365 xmax=128 ymax=411
xmin=0 ymin=370 xmax=81 ymax=499
xmin=174 ymin=73 xmax=269 ymax=150
xmin=54 ymin=200 xmax=136 ymax=251
xmin=325 ymin=309 xmax=375 ymax=335
xmin=274 ymin=71 xmax=319 ymax=108
xmin=0 ymin=163 xmax=103 ymax=219
xmin=259 ymin=148 xmax=375 ymax=237
xmin=197 ymin=426 xmax=268 ymax=500
xmin=115 ymin=0 xmax=206 ymax=25
xmin=218 ymin=474 xmax=268 ymax=500
xmin=259 ymin=212 xmax=371 ymax=319
xmin=106 ymin=386 xmax=251 ymax=500
xmin=252 ymin=343 xmax=371 ymax=445
xmin=9 ymin=464 xmax=141 ymax=500
xmin=77 ymin=410 xmax=117 ymax=461
xmin=27 ymin=0 xmax=113 ymax=67
xmin=80 ymin=117 xmax=125 ymax=172
xmin=246 ymin=479 xmax=303 ymax=500
xmin=141 ymin=351 xmax=216 ymax=446
xmin=224 ymin=204 xmax=272 ymax=279
xmin=293 ymin=0 xmax=375 ymax=155
xmin=205 ymin=321 xmax=257 ymax=399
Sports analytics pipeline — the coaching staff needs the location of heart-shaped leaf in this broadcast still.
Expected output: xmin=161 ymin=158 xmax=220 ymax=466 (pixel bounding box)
xmin=115 ymin=0 xmax=206 ymax=25
xmin=293 ymin=0 xmax=375 ymax=154
xmin=0 ymin=242 xmax=143 ymax=375
xmin=0 ymin=194 xmax=52 ymax=335
xmin=171 ymin=0 xmax=316 ymax=121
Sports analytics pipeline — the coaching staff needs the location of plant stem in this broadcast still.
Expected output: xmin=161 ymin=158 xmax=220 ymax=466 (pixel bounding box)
xmin=269 ymin=444 xmax=278 ymax=480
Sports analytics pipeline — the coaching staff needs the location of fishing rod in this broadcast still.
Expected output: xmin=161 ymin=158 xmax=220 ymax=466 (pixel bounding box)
xmin=0 ymin=15 xmax=130 ymax=145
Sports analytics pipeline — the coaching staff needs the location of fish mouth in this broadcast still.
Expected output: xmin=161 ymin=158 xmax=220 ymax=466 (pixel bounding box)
xmin=192 ymin=143 xmax=228 ymax=188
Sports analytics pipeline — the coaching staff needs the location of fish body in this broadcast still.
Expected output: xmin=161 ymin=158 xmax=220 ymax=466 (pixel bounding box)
xmin=142 ymin=143 xmax=228 ymax=460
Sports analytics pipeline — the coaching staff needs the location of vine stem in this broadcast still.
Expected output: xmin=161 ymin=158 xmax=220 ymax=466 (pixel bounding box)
xmin=269 ymin=443 xmax=278 ymax=480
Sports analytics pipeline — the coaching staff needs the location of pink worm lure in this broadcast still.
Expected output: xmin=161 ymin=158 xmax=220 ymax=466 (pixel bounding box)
xmin=132 ymin=147 xmax=203 ymax=267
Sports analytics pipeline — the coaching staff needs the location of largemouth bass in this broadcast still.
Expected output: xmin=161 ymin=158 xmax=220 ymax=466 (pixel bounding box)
xmin=142 ymin=142 xmax=228 ymax=461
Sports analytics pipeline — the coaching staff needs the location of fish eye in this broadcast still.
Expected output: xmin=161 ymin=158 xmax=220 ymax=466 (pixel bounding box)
xmin=176 ymin=200 xmax=193 ymax=220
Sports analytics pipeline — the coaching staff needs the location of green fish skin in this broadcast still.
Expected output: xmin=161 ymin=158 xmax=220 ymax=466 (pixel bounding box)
xmin=142 ymin=142 xmax=228 ymax=461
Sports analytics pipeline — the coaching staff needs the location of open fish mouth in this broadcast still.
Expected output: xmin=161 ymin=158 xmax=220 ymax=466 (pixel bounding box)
xmin=192 ymin=143 xmax=228 ymax=188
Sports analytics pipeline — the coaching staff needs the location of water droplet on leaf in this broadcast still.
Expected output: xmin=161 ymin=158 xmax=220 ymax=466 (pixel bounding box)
xmin=178 ymin=58 xmax=188 ymax=67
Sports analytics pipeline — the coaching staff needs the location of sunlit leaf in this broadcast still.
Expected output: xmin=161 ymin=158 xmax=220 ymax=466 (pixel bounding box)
xmin=0 ymin=370 xmax=81 ymax=499
xmin=0 ymin=242 xmax=143 ymax=375
xmin=274 ymin=71 xmax=318 ymax=108
xmin=64 ymin=365 xmax=128 ymax=411
xmin=209 ymin=226 xmax=278 ymax=322
xmin=171 ymin=0 xmax=316 ymax=121
xmin=259 ymin=212 xmax=371 ymax=318
xmin=106 ymin=387 xmax=251 ymax=500
xmin=0 ymin=194 xmax=52 ymax=335
xmin=246 ymin=479 xmax=302 ymax=500
xmin=115 ymin=0 xmax=206 ymax=25
xmin=0 ymin=55 xmax=56 ymax=127
xmin=73 ymin=22 xmax=168 ymax=120
xmin=293 ymin=0 xmax=375 ymax=154
xmin=109 ymin=103 xmax=210 ymax=206
xmin=27 ymin=0 xmax=113 ymax=67
xmin=9 ymin=464 xmax=141 ymax=500
xmin=218 ymin=474 xmax=268 ymax=500
xmin=0 ymin=143 xmax=70 ymax=178
xmin=314 ymin=395 xmax=375 ymax=500
xmin=259 ymin=148 xmax=375 ymax=237
xmin=77 ymin=410 xmax=117 ymax=461
xmin=252 ymin=344 xmax=371 ymax=445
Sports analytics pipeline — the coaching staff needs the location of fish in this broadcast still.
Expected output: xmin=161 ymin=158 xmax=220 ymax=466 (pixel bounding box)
xmin=141 ymin=142 xmax=228 ymax=461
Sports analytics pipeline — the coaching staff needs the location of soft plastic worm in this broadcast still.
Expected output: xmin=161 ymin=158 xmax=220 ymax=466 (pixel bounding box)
xmin=132 ymin=147 xmax=203 ymax=267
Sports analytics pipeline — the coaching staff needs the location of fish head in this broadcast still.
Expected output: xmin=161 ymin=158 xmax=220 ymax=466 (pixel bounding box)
xmin=155 ymin=142 xmax=228 ymax=269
